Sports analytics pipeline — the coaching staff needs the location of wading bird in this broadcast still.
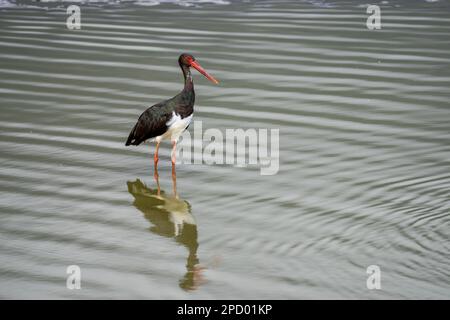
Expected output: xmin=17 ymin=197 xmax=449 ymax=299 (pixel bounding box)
xmin=125 ymin=54 xmax=219 ymax=173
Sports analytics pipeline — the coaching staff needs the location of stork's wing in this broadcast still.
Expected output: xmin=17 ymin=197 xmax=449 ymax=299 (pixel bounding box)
xmin=125 ymin=104 xmax=172 ymax=146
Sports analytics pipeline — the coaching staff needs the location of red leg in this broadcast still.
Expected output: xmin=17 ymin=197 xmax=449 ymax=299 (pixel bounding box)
xmin=171 ymin=141 xmax=177 ymax=165
xmin=171 ymin=141 xmax=178 ymax=198
xmin=154 ymin=165 xmax=161 ymax=196
xmin=172 ymin=164 xmax=178 ymax=198
xmin=154 ymin=141 xmax=160 ymax=166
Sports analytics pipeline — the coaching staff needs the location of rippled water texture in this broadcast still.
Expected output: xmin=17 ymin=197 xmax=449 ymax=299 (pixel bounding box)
xmin=0 ymin=0 xmax=449 ymax=299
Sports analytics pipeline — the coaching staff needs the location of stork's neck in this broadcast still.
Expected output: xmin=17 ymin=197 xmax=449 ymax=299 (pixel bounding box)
xmin=178 ymin=64 xmax=195 ymax=109
xmin=181 ymin=64 xmax=194 ymax=91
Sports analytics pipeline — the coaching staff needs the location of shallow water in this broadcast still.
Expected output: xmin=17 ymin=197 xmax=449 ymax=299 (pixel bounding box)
xmin=0 ymin=0 xmax=449 ymax=299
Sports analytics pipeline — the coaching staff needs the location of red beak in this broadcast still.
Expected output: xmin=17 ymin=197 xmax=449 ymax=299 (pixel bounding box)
xmin=190 ymin=60 xmax=219 ymax=84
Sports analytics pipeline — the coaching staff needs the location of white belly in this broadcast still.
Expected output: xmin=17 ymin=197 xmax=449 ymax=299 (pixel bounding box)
xmin=155 ymin=112 xmax=193 ymax=143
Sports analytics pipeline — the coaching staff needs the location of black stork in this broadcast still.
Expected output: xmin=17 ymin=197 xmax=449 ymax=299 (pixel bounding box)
xmin=125 ymin=53 xmax=218 ymax=172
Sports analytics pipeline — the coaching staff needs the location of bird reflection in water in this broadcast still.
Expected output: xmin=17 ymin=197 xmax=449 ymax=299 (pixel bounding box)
xmin=127 ymin=166 xmax=206 ymax=291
